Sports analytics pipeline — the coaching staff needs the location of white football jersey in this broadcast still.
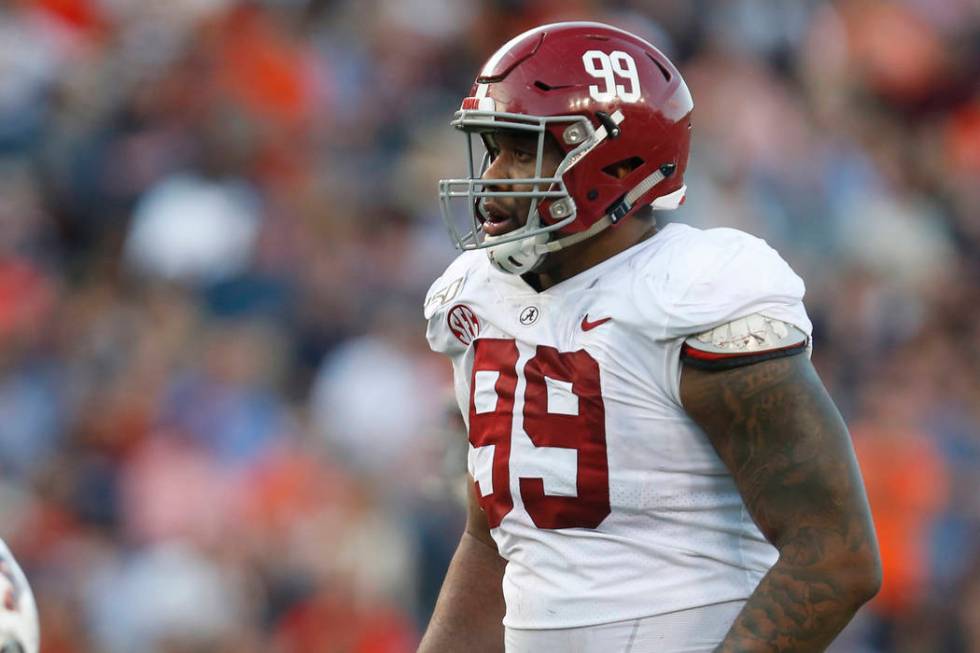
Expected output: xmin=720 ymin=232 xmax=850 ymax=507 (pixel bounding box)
xmin=424 ymin=223 xmax=812 ymax=630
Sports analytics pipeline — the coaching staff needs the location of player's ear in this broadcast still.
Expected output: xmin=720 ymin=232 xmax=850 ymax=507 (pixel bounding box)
xmin=611 ymin=164 xmax=631 ymax=180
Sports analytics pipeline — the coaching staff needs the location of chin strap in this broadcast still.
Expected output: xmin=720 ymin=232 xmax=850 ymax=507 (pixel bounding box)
xmin=540 ymin=213 xmax=614 ymax=253
xmin=540 ymin=164 xmax=677 ymax=254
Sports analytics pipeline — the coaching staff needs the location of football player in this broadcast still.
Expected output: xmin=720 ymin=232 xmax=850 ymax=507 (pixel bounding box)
xmin=420 ymin=22 xmax=881 ymax=653
xmin=0 ymin=539 xmax=38 ymax=653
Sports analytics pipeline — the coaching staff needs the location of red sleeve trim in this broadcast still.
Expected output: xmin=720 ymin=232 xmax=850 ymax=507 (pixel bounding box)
xmin=681 ymin=340 xmax=808 ymax=370
xmin=681 ymin=340 xmax=806 ymax=361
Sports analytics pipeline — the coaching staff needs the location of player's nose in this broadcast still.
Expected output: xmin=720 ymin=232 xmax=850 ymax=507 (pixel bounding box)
xmin=481 ymin=155 xmax=513 ymax=190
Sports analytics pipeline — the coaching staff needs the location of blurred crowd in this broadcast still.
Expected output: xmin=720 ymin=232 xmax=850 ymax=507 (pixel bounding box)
xmin=0 ymin=0 xmax=977 ymax=651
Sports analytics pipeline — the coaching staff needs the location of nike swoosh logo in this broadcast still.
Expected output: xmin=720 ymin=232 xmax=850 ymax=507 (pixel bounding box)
xmin=581 ymin=314 xmax=612 ymax=331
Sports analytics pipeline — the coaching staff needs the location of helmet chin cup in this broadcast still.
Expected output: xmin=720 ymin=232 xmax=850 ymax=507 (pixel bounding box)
xmin=485 ymin=227 xmax=549 ymax=274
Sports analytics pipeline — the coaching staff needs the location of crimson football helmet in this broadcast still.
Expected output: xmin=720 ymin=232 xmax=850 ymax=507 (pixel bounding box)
xmin=438 ymin=21 xmax=694 ymax=273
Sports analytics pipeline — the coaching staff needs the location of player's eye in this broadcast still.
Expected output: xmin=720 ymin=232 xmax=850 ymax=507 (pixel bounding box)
xmin=513 ymin=148 xmax=535 ymax=163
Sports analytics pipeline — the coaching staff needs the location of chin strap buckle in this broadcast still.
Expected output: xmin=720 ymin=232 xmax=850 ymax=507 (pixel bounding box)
xmin=608 ymin=163 xmax=677 ymax=223
xmin=609 ymin=200 xmax=631 ymax=223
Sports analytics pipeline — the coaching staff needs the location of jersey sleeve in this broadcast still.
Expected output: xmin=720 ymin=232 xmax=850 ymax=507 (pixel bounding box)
xmin=422 ymin=251 xmax=479 ymax=357
xmin=643 ymin=228 xmax=813 ymax=404
xmin=660 ymin=228 xmax=811 ymax=340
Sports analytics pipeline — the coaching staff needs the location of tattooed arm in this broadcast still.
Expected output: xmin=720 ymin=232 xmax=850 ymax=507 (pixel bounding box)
xmin=680 ymin=354 xmax=881 ymax=652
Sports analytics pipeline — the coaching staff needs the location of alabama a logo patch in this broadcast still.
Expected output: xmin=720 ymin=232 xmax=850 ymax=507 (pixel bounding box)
xmin=519 ymin=306 xmax=539 ymax=325
xmin=447 ymin=304 xmax=481 ymax=345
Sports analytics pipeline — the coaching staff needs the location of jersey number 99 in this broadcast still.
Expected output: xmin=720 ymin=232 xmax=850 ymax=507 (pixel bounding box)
xmin=583 ymin=50 xmax=641 ymax=103
xmin=469 ymin=339 xmax=610 ymax=529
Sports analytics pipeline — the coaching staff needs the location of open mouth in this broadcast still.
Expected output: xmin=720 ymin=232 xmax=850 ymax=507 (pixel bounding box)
xmin=479 ymin=203 xmax=520 ymax=237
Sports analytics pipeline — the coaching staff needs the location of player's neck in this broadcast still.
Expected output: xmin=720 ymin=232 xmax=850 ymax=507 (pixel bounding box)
xmin=527 ymin=220 xmax=658 ymax=291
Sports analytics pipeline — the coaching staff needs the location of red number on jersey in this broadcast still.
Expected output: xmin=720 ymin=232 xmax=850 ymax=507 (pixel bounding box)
xmin=469 ymin=339 xmax=518 ymax=527
xmin=522 ymin=345 xmax=610 ymax=528
xmin=469 ymin=340 xmax=610 ymax=529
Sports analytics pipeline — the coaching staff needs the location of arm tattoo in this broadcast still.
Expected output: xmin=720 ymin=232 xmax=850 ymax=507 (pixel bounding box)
xmin=680 ymin=354 xmax=880 ymax=652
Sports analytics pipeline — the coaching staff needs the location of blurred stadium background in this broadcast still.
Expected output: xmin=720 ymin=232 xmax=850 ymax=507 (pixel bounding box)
xmin=0 ymin=0 xmax=977 ymax=651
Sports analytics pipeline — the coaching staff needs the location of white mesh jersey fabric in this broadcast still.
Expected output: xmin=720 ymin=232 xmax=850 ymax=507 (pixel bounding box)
xmin=504 ymin=599 xmax=745 ymax=653
xmin=423 ymin=222 xmax=812 ymax=630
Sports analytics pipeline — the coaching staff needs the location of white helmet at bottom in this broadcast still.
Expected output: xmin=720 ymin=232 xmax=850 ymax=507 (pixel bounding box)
xmin=0 ymin=540 xmax=38 ymax=653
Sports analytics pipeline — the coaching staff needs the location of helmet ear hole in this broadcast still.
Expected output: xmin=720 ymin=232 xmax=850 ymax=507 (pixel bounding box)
xmin=602 ymin=157 xmax=645 ymax=179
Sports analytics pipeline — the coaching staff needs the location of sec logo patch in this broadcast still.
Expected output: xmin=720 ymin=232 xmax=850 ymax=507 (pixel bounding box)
xmin=447 ymin=304 xmax=481 ymax=345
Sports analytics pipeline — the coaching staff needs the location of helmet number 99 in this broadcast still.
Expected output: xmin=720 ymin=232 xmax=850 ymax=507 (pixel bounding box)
xmin=583 ymin=50 xmax=641 ymax=103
